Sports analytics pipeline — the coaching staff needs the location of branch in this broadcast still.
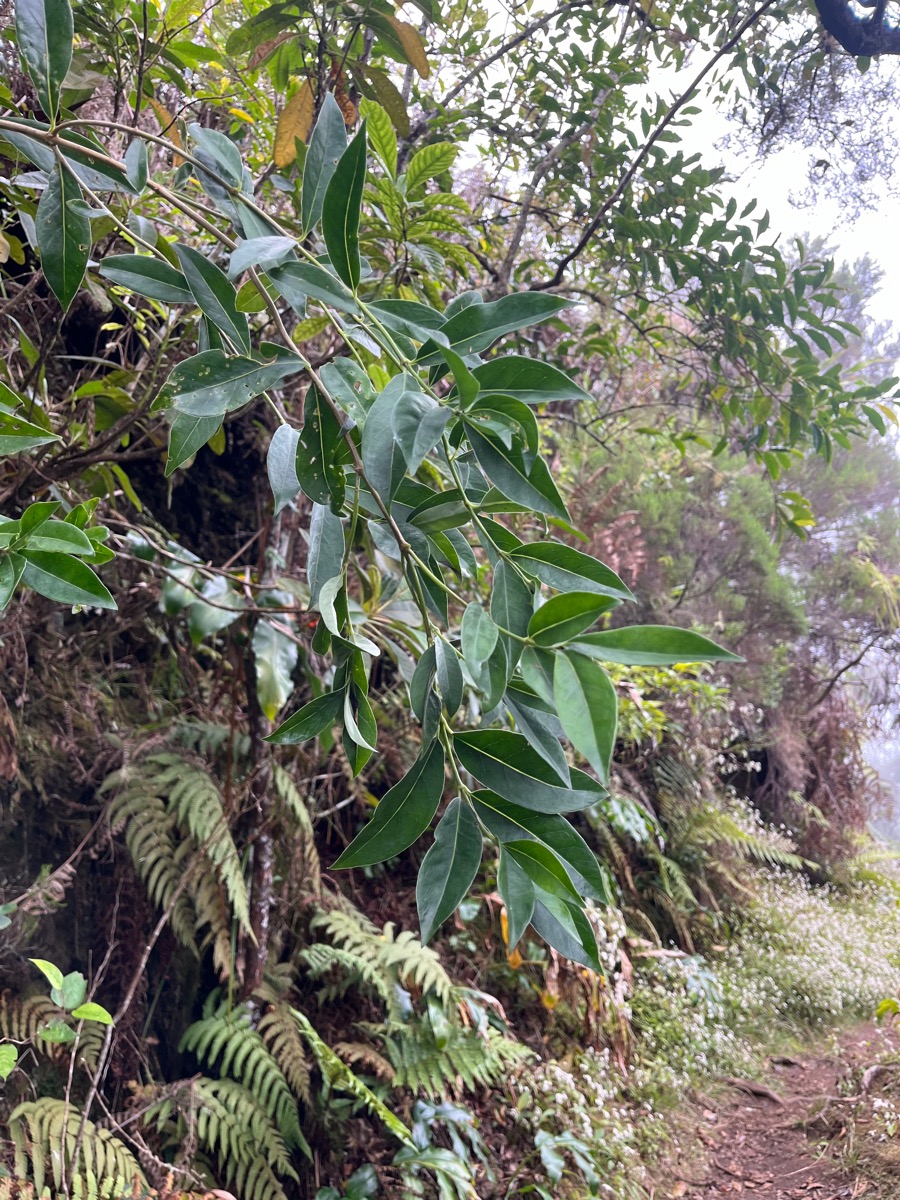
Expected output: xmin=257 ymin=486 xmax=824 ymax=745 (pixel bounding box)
xmin=535 ymin=0 xmax=781 ymax=289
xmin=814 ymin=0 xmax=900 ymax=55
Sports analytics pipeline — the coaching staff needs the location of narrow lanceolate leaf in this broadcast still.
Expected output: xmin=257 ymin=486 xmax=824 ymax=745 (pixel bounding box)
xmin=528 ymin=592 xmax=614 ymax=647
xmin=175 ymin=244 xmax=251 ymax=353
xmin=307 ymin=504 xmax=345 ymax=608
xmin=571 ymin=625 xmax=743 ymax=665
xmin=434 ymin=638 xmax=463 ymax=716
xmin=321 ymin=121 xmax=367 ymax=291
xmin=301 ymin=92 xmax=348 ymax=233
xmin=0 ymin=554 xmax=26 ymax=610
xmin=37 ymin=164 xmax=88 ymax=311
xmin=531 ymin=894 xmax=601 ymax=973
xmin=266 ymin=689 xmax=344 ymax=744
xmin=165 ymin=412 xmax=222 ymax=476
xmin=0 ymin=407 xmax=59 ymax=455
xmin=417 ymin=293 xmax=573 ymax=363
xmin=553 ymin=650 xmax=617 ymax=785
xmin=392 ymin=392 xmax=451 ymax=474
xmin=157 ymin=351 xmax=304 ymax=417
xmin=510 ymin=542 xmax=634 ymax=601
xmin=21 ymin=551 xmax=116 ymax=609
xmin=228 ymin=236 xmax=296 ymax=279
xmin=274 ymin=80 xmax=315 ymax=168
xmin=498 ymin=850 xmax=534 ymax=950
xmin=295 ymin=387 xmax=346 ymax=510
xmin=453 ymin=730 xmax=606 ymax=814
xmin=361 ymin=375 xmax=416 ymax=505
xmin=504 ymin=685 xmax=570 ymax=785
xmin=505 ymin=840 xmax=581 ymax=902
xmin=267 ymin=424 xmax=301 ymax=513
xmin=461 ymin=603 xmax=499 ymax=673
xmin=472 ymin=356 xmax=591 ymax=405
xmin=333 ymin=740 xmax=445 ymax=868
xmin=417 ymin=797 xmax=483 ymax=942
xmin=467 ymin=425 xmax=568 ymax=520
xmin=16 ymin=0 xmax=73 ymax=119
xmin=471 ymin=790 xmax=612 ymax=904
xmin=100 ymin=254 xmax=193 ymax=303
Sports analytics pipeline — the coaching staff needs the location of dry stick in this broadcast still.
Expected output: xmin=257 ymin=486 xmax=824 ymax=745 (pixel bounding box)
xmin=537 ymin=0 xmax=781 ymax=290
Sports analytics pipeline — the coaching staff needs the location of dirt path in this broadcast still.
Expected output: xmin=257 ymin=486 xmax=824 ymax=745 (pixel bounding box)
xmin=659 ymin=1022 xmax=900 ymax=1199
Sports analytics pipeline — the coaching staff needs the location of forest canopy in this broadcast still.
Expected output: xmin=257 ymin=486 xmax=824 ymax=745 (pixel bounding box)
xmin=0 ymin=0 xmax=898 ymax=1196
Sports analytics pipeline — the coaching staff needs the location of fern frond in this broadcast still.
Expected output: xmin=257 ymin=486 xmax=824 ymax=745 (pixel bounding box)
xmin=194 ymin=1078 xmax=297 ymax=1200
xmin=9 ymin=1098 xmax=145 ymax=1195
xmin=292 ymin=1008 xmax=413 ymax=1145
xmin=333 ymin=1041 xmax=397 ymax=1082
xmin=0 ymin=991 xmax=62 ymax=1051
xmin=179 ymin=1006 xmax=304 ymax=1152
xmin=386 ymin=1025 xmax=530 ymax=1099
xmin=257 ymin=997 xmax=312 ymax=1104
xmin=310 ymin=910 xmax=452 ymax=1006
xmin=272 ymin=764 xmax=321 ymax=895
xmin=298 ymin=942 xmax=396 ymax=1012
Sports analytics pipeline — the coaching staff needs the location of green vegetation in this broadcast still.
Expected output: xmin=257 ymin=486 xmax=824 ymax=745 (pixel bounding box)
xmin=0 ymin=0 xmax=899 ymax=1195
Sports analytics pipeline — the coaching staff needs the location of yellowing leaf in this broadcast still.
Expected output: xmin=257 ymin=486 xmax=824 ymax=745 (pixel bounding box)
xmin=0 ymin=232 xmax=9 ymax=264
xmin=384 ymin=16 xmax=430 ymax=79
xmin=274 ymin=81 xmax=315 ymax=168
xmin=147 ymin=97 xmax=184 ymax=164
xmin=229 ymin=107 xmax=255 ymax=123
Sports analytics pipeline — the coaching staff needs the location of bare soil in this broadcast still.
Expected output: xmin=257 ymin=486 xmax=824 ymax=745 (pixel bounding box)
xmin=656 ymin=1022 xmax=900 ymax=1200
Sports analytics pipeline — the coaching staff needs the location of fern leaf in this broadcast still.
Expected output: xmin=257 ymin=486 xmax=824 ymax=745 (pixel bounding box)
xmin=9 ymin=1098 xmax=145 ymax=1195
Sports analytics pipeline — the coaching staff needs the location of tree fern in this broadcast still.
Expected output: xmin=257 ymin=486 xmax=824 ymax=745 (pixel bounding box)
xmin=9 ymin=1098 xmax=145 ymax=1196
xmin=179 ymin=1004 xmax=307 ymax=1154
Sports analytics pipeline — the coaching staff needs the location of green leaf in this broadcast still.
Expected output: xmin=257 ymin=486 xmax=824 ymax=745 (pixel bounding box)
xmin=453 ymin=730 xmax=606 ymax=814
xmin=307 ymin=503 xmax=345 ymax=607
xmin=418 ymin=293 xmax=572 ymax=362
xmin=38 ymin=1019 xmax=76 ymax=1044
xmin=361 ymin=375 xmax=417 ymax=505
xmin=553 ymin=650 xmax=617 ymax=785
xmin=471 ymin=356 xmax=591 ymax=405
xmin=295 ymin=387 xmax=346 ymax=510
xmin=333 ymin=740 xmax=445 ymax=868
xmin=123 ymin=138 xmax=148 ymax=191
xmin=30 ymin=958 xmax=64 ymax=990
xmin=321 ymin=121 xmax=367 ymax=291
xmin=188 ymin=576 xmax=242 ymax=645
xmin=21 ymin=551 xmax=116 ymax=609
xmin=69 ymin=1001 xmax=114 ymax=1025
xmin=100 ymin=254 xmax=193 ymax=303
xmin=490 ymin=558 xmax=532 ymax=680
xmin=497 ymin=850 xmax=534 ymax=950
xmin=159 ymin=350 xmax=303 ymax=418
xmin=461 ymin=603 xmax=498 ymax=672
xmin=228 ymin=235 xmax=296 ymax=278
xmin=267 ymin=424 xmax=301 ymax=513
xmin=434 ymin=638 xmax=463 ymax=715
xmin=472 ymin=790 xmax=611 ymax=903
xmin=467 ymin=425 xmax=568 ymax=520
xmin=359 ymin=98 xmax=397 ymax=176
xmin=528 ymin=592 xmax=613 ymax=647
xmin=51 ymin=970 xmax=86 ymax=1011
xmin=37 ymin=163 xmax=88 ymax=311
xmin=175 ymin=244 xmax=251 ymax=353
xmin=510 ymin=542 xmax=633 ymax=601
xmin=319 ymin=357 xmax=376 ymax=427
xmin=268 ymin=261 xmax=360 ymax=316
xmin=0 ymin=388 xmax=59 ymax=454
xmin=405 ymin=142 xmax=458 ymax=195
xmin=166 ymin=412 xmax=222 ymax=475
xmin=0 ymin=554 xmax=26 ymax=610
xmin=531 ymin=894 xmax=600 ymax=972
xmin=392 ymin=392 xmax=451 ymax=475
xmin=571 ymin=625 xmax=743 ymax=665
xmin=504 ymin=685 xmax=570 ymax=785
xmin=0 ymin=1043 xmax=17 ymax=1080
xmin=519 ymin=645 xmax=557 ymax=707
xmin=16 ymin=0 xmax=73 ymax=119
xmin=266 ymin=689 xmax=344 ymax=744
xmin=505 ymin=840 xmax=581 ymax=902
xmin=417 ymin=797 xmax=482 ymax=942
xmin=252 ymin=618 xmax=298 ymax=720
xmin=301 ymin=93 xmax=347 ymax=234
